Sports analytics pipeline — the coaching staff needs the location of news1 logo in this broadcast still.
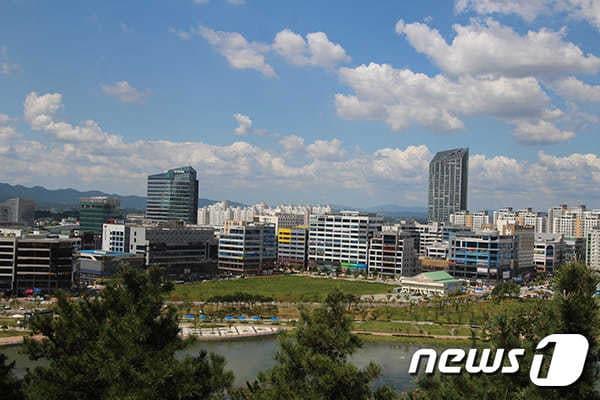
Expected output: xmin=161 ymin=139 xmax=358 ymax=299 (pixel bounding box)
xmin=409 ymin=334 xmax=589 ymax=387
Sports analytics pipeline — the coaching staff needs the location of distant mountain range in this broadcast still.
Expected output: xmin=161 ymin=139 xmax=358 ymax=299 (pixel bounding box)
xmin=0 ymin=182 xmax=245 ymax=211
xmin=0 ymin=182 xmax=425 ymax=218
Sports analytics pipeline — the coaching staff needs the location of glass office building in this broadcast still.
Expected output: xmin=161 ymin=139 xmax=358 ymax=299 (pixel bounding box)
xmin=428 ymin=148 xmax=469 ymax=223
xmin=146 ymin=166 xmax=199 ymax=224
xmin=79 ymin=197 xmax=121 ymax=234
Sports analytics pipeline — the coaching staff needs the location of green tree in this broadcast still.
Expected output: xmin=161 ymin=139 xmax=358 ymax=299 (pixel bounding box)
xmin=490 ymin=281 xmax=521 ymax=300
xmin=409 ymin=263 xmax=600 ymax=400
xmin=22 ymin=267 xmax=234 ymax=400
xmin=234 ymin=290 xmax=396 ymax=400
xmin=0 ymin=353 xmax=23 ymax=400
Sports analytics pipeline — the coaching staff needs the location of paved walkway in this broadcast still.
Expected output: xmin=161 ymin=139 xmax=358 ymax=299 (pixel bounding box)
xmin=180 ymin=324 xmax=284 ymax=341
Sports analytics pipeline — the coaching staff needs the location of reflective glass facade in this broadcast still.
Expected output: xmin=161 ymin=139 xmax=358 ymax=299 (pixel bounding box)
xmin=146 ymin=166 xmax=199 ymax=224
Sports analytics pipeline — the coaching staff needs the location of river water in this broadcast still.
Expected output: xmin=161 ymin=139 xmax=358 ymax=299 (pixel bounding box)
xmin=2 ymin=337 xmax=420 ymax=392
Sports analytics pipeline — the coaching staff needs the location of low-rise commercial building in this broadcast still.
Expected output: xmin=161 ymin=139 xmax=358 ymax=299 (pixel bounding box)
xmin=0 ymin=235 xmax=77 ymax=293
xmin=395 ymin=271 xmax=463 ymax=296
xmin=308 ymin=211 xmax=382 ymax=271
xmin=218 ymin=222 xmax=276 ymax=275
xmin=448 ymin=229 xmax=515 ymax=280
xmin=277 ymin=226 xmax=308 ymax=270
xmin=0 ymin=236 xmax=16 ymax=291
xmin=102 ymin=222 xmax=218 ymax=279
xmin=534 ymin=233 xmax=564 ymax=274
xmin=368 ymin=230 xmax=418 ymax=277
xmin=78 ymin=250 xmax=145 ymax=284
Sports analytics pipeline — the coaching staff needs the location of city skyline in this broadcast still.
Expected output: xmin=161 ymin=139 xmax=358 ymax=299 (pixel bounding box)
xmin=0 ymin=1 xmax=599 ymax=209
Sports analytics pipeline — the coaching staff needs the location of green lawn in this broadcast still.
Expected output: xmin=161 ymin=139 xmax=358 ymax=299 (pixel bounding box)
xmin=171 ymin=275 xmax=392 ymax=302
xmin=354 ymin=320 xmax=476 ymax=337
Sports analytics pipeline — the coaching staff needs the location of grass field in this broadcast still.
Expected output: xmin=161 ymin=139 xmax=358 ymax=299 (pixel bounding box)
xmin=354 ymin=320 xmax=477 ymax=337
xmin=171 ymin=275 xmax=392 ymax=302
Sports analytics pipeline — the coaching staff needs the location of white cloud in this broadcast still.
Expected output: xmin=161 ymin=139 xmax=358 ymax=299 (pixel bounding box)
xmin=513 ymin=119 xmax=575 ymax=144
xmin=335 ymin=62 xmax=568 ymax=143
xmin=273 ymin=29 xmax=350 ymax=68
xmin=7 ymin=91 xmax=600 ymax=206
xmin=197 ymin=26 xmax=276 ymax=77
xmin=279 ymin=134 xmax=305 ymax=153
xmin=371 ymin=145 xmax=431 ymax=182
xmin=551 ymin=76 xmax=600 ymax=102
xmin=454 ymin=0 xmax=550 ymax=21
xmin=24 ymin=92 xmax=123 ymax=144
xmin=456 ymin=0 xmax=600 ymax=30
xmin=395 ymin=19 xmax=600 ymax=78
xmin=306 ymin=138 xmax=346 ymax=160
xmin=233 ymin=113 xmax=252 ymax=135
xmin=101 ymin=81 xmax=148 ymax=103
xmin=0 ymin=114 xmax=17 ymax=142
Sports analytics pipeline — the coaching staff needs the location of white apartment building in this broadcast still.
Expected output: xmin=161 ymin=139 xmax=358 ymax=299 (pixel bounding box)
xmin=308 ymin=211 xmax=382 ymax=271
xmin=494 ymin=208 xmax=546 ymax=234
xmin=586 ymin=229 xmax=600 ymax=271
xmin=546 ymin=204 xmax=599 ymax=239
xmin=449 ymin=210 xmax=490 ymax=229
xmin=197 ymin=202 xmax=331 ymax=228
xmin=368 ymin=230 xmax=418 ymax=277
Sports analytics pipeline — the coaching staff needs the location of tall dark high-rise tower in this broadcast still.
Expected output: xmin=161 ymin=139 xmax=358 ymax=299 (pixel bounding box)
xmin=146 ymin=166 xmax=198 ymax=224
xmin=428 ymin=148 xmax=468 ymax=223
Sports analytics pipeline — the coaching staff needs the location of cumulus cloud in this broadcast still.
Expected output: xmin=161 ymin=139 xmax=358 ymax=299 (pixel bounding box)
xmin=273 ymin=29 xmax=350 ymax=68
xmin=513 ymin=119 xmax=575 ymax=144
xmin=101 ymin=81 xmax=149 ymax=103
xmin=196 ymin=26 xmax=275 ymax=77
xmin=456 ymin=0 xmax=600 ymax=30
xmin=24 ymin=92 xmax=123 ymax=144
xmin=551 ymin=76 xmax=600 ymax=102
xmin=174 ymin=25 xmax=351 ymax=75
xmin=233 ymin=113 xmax=252 ymax=135
xmin=334 ymin=62 xmax=570 ymax=143
xmin=395 ymin=19 xmax=600 ymax=78
xmin=279 ymin=134 xmax=305 ymax=153
xmin=6 ymin=91 xmax=600 ymax=206
xmin=306 ymin=138 xmax=346 ymax=160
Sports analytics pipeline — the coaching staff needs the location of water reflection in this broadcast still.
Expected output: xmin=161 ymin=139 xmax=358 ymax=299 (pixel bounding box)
xmin=3 ymin=338 xmax=420 ymax=392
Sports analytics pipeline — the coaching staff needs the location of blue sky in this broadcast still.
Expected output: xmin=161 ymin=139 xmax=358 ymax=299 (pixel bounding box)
xmin=0 ymin=0 xmax=599 ymax=209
